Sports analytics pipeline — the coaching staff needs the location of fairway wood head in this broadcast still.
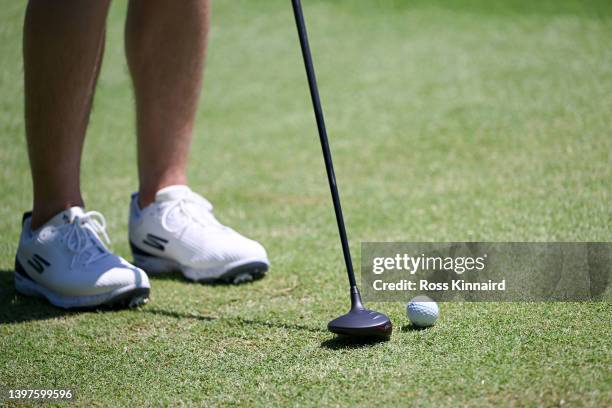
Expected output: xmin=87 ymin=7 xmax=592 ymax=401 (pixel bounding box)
xmin=328 ymin=287 xmax=393 ymax=339
xmin=328 ymin=308 xmax=393 ymax=339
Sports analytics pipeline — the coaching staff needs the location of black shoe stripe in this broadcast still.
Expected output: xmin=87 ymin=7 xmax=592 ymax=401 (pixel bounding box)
xmin=130 ymin=241 xmax=158 ymax=257
xmin=142 ymin=234 xmax=169 ymax=251
xmin=15 ymin=258 xmax=35 ymax=281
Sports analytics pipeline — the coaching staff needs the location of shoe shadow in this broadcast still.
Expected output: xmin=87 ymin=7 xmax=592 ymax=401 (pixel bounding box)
xmin=320 ymin=336 xmax=389 ymax=350
xmin=0 ymin=269 xmax=146 ymax=324
xmin=0 ymin=269 xmax=77 ymax=324
xmin=2 ymin=268 xmax=323 ymax=337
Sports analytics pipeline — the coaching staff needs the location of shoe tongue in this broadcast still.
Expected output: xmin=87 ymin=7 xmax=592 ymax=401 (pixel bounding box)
xmin=46 ymin=207 xmax=85 ymax=227
xmin=155 ymin=185 xmax=192 ymax=203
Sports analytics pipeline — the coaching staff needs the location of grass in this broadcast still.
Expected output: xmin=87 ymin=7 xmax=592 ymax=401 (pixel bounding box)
xmin=1 ymin=0 xmax=611 ymax=406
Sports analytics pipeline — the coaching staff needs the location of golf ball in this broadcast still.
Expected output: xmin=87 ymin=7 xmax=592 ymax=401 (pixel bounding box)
xmin=407 ymin=296 xmax=439 ymax=327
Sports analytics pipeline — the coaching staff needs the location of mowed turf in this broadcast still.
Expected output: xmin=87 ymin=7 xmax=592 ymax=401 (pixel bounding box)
xmin=1 ymin=0 xmax=611 ymax=406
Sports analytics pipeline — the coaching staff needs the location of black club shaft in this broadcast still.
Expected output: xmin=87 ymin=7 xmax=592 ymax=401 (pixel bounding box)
xmin=291 ymin=0 xmax=357 ymax=289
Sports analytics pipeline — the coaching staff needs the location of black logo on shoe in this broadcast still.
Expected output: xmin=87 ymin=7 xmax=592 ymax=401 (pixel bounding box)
xmin=143 ymin=234 xmax=169 ymax=251
xmin=27 ymin=254 xmax=50 ymax=274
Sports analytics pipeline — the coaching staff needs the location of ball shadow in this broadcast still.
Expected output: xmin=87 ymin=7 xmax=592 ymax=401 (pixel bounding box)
xmin=400 ymin=324 xmax=428 ymax=332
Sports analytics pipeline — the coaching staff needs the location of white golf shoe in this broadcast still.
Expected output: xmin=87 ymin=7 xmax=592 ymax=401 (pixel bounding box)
xmin=15 ymin=207 xmax=150 ymax=309
xmin=129 ymin=185 xmax=269 ymax=284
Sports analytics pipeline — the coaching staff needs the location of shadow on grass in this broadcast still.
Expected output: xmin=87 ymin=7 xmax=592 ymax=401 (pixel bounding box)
xmin=0 ymin=269 xmax=154 ymax=324
xmin=143 ymin=307 xmax=218 ymax=322
xmin=400 ymin=324 xmax=428 ymax=332
xmin=144 ymin=271 xmax=185 ymax=282
xmin=0 ymin=269 xmax=78 ymax=324
xmin=320 ymin=336 xmax=389 ymax=350
xmin=0 ymin=269 xmax=323 ymax=336
xmin=144 ymin=307 xmax=326 ymax=333
xmin=233 ymin=316 xmax=326 ymax=334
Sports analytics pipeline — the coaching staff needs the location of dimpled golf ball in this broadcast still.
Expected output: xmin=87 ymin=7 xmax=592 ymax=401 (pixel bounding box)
xmin=407 ymin=296 xmax=439 ymax=327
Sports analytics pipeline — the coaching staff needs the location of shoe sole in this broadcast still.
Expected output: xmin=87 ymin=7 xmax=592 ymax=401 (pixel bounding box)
xmin=194 ymin=261 xmax=269 ymax=284
xmin=15 ymin=272 xmax=150 ymax=310
xmin=132 ymin=250 xmax=268 ymax=285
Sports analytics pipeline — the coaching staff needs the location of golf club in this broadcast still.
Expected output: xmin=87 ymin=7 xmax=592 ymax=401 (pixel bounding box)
xmin=291 ymin=0 xmax=393 ymax=339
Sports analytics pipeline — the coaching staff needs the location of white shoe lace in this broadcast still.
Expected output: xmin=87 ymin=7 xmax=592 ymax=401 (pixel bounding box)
xmin=161 ymin=193 xmax=224 ymax=234
xmin=60 ymin=211 xmax=111 ymax=268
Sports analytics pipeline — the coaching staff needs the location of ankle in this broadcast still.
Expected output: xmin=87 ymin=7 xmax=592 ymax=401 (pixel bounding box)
xmin=31 ymin=198 xmax=84 ymax=230
xmin=138 ymin=179 xmax=188 ymax=209
xmin=137 ymin=191 xmax=155 ymax=210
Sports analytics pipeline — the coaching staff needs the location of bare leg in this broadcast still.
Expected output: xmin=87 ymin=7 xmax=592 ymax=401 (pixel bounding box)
xmin=125 ymin=0 xmax=211 ymax=208
xmin=24 ymin=0 xmax=110 ymax=229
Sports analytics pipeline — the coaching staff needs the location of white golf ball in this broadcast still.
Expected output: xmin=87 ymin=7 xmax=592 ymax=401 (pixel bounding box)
xmin=407 ymin=296 xmax=439 ymax=327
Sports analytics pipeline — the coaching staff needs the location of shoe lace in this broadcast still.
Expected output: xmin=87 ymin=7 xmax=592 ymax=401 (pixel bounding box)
xmin=161 ymin=193 xmax=223 ymax=234
xmin=60 ymin=211 xmax=111 ymax=268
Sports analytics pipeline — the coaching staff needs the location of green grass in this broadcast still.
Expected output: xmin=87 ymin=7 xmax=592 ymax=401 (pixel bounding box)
xmin=1 ymin=0 xmax=611 ymax=406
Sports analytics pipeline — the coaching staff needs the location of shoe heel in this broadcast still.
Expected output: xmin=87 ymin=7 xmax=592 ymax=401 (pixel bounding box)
xmin=132 ymin=253 xmax=178 ymax=274
xmin=14 ymin=272 xmax=42 ymax=297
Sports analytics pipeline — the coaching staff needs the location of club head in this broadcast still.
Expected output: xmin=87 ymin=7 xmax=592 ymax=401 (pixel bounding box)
xmin=328 ymin=287 xmax=393 ymax=339
xmin=328 ymin=308 xmax=393 ymax=339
